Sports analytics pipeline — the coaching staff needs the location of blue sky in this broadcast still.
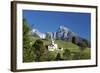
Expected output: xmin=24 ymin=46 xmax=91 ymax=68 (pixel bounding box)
xmin=23 ymin=10 xmax=91 ymax=40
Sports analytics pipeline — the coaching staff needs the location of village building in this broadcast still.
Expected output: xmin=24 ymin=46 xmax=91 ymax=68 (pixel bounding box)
xmin=48 ymin=39 xmax=58 ymax=51
xmin=48 ymin=39 xmax=63 ymax=51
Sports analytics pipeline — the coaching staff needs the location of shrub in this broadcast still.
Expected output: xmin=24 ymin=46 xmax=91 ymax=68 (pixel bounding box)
xmin=72 ymin=52 xmax=81 ymax=60
xmin=80 ymin=48 xmax=91 ymax=59
xmin=23 ymin=47 xmax=36 ymax=62
xmin=55 ymin=53 xmax=62 ymax=61
xmin=33 ymin=39 xmax=48 ymax=61
xmin=62 ymin=49 xmax=71 ymax=60
xmin=72 ymin=36 xmax=76 ymax=44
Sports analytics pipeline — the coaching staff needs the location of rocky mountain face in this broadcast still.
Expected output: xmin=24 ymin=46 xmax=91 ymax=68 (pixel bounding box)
xmin=30 ymin=25 xmax=84 ymax=44
xmin=30 ymin=28 xmax=46 ymax=39
xmin=56 ymin=26 xmax=83 ymax=44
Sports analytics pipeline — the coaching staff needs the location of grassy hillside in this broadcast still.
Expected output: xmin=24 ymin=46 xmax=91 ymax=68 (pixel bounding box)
xmin=23 ymin=37 xmax=91 ymax=62
xmin=43 ymin=38 xmax=90 ymax=58
xmin=42 ymin=39 xmax=91 ymax=60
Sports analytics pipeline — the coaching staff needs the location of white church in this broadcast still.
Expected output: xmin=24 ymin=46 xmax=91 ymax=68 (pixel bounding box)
xmin=48 ymin=39 xmax=63 ymax=51
xmin=48 ymin=39 xmax=58 ymax=51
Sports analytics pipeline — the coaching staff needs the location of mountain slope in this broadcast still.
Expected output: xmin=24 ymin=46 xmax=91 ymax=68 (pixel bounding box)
xmin=30 ymin=25 xmax=85 ymax=44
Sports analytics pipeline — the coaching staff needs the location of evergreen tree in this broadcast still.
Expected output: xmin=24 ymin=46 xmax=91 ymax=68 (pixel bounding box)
xmin=82 ymin=39 xmax=90 ymax=48
xmin=33 ymin=39 xmax=48 ymax=61
xmin=63 ymin=49 xmax=71 ymax=60
xmin=56 ymin=53 xmax=61 ymax=61
xmin=72 ymin=36 xmax=76 ymax=44
xmin=23 ymin=18 xmax=36 ymax=62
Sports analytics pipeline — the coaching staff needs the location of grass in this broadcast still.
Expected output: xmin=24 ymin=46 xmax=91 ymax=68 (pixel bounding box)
xmin=23 ymin=37 xmax=91 ymax=62
xmin=55 ymin=40 xmax=80 ymax=53
xmin=80 ymin=48 xmax=91 ymax=59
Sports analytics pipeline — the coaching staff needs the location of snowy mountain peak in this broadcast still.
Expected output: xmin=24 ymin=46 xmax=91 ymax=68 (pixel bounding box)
xmin=31 ymin=28 xmax=46 ymax=39
xmin=59 ymin=25 xmax=69 ymax=32
xmin=30 ymin=25 xmax=81 ymax=43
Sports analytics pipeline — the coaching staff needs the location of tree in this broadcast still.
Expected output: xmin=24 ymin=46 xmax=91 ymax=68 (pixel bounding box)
xmin=77 ymin=41 xmax=87 ymax=51
xmin=63 ymin=49 xmax=71 ymax=60
xmin=23 ymin=18 xmax=36 ymax=62
xmin=75 ymin=41 xmax=87 ymax=60
xmin=81 ymin=41 xmax=87 ymax=50
xmin=55 ymin=53 xmax=62 ymax=61
xmin=72 ymin=52 xmax=81 ymax=60
xmin=72 ymin=36 xmax=76 ymax=44
xmin=47 ymin=51 xmax=57 ymax=61
xmin=23 ymin=47 xmax=36 ymax=62
xmin=23 ymin=18 xmax=31 ymax=49
xmin=23 ymin=18 xmax=30 ymax=35
xmin=82 ymin=39 xmax=90 ymax=48
xmin=23 ymin=35 xmax=31 ymax=49
xmin=33 ymin=39 xmax=48 ymax=61
xmin=80 ymin=48 xmax=91 ymax=59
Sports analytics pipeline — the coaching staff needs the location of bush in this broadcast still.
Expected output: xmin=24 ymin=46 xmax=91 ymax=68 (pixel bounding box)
xmin=80 ymin=48 xmax=91 ymax=59
xmin=23 ymin=18 xmax=34 ymax=62
xmin=33 ymin=39 xmax=48 ymax=61
xmin=72 ymin=52 xmax=81 ymax=60
xmin=62 ymin=49 xmax=71 ymax=60
xmin=23 ymin=47 xmax=36 ymax=62
xmin=55 ymin=53 xmax=62 ymax=61
xmin=23 ymin=18 xmax=30 ymax=35
xmin=46 ymin=51 xmax=56 ymax=61
xmin=72 ymin=36 xmax=76 ymax=44
xmin=77 ymin=41 xmax=87 ymax=51
xmin=82 ymin=39 xmax=90 ymax=48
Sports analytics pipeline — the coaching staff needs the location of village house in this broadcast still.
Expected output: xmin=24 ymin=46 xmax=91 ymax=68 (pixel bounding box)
xmin=48 ymin=39 xmax=63 ymax=51
xmin=48 ymin=39 xmax=58 ymax=51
